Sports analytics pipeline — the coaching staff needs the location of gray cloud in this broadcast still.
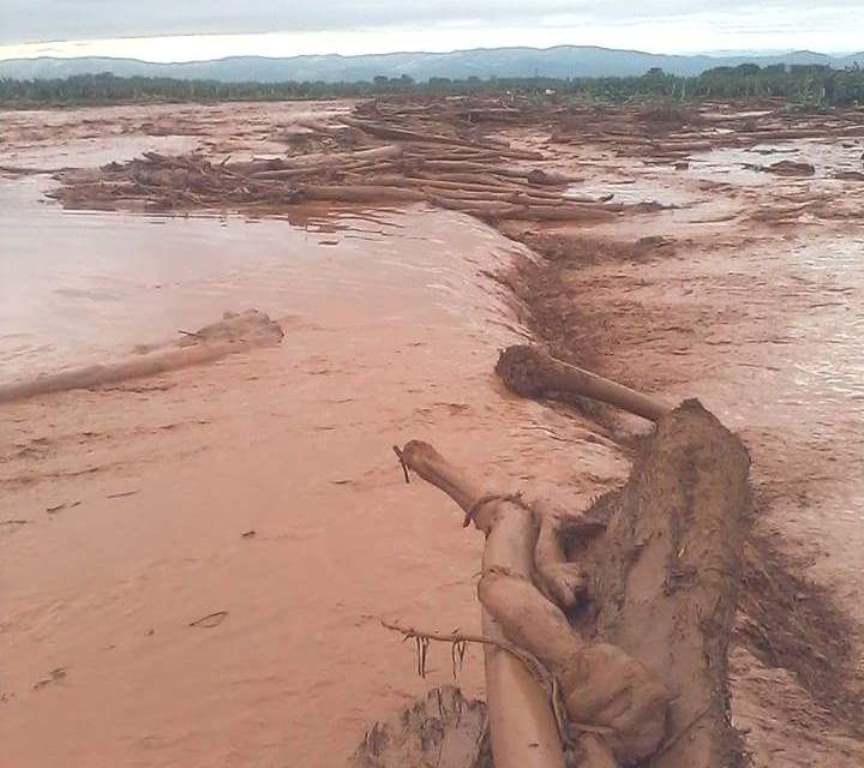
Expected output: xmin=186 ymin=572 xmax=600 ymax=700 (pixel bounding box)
xmin=0 ymin=0 xmax=841 ymax=45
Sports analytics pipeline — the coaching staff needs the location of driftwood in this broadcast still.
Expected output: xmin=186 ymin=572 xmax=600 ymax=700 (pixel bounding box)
xmin=396 ymin=438 xmax=669 ymax=768
xmin=496 ymin=345 xmax=670 ymax=422
xmin=392 ymin=398 xmax=750 ymax=768
xmin=573 ymin=401 xmax=751 ymax=768
xmin=396 ymin=440 xmax=569 ymax=768
xmin=46 ymin=96 xmax=596 ymax=221
xmin=281 ymin=144 xmax=402 ymax=170
xmin=0 ymin=310 xmax=283 ymax=405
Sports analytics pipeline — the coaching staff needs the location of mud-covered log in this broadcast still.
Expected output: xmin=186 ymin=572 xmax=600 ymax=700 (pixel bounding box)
xmin=394 ymin=396 xmax=751 ymax=767
xmin=246 ymin=146 xmax=402 ymax=179
xmin=396 ymin=441 xmax=672 ymax=767
xmin=479 ymin=570 xmax=669 ymax=765
xmin=0 ymin=310 xmax=283 ymax=404
xmin=398 ymin=441 xmax=567 ymax=768
xmin=573 ymin=400 xmax=752 ymax=768
xmin=289 ymin=144 xmax=402 ymax=169
xmin=496 ymin=345 xmax=670 ymax=421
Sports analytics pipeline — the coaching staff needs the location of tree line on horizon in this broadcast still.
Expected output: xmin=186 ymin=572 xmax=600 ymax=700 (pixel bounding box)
xmin=1 ymin=62 xmax=863 ymax=108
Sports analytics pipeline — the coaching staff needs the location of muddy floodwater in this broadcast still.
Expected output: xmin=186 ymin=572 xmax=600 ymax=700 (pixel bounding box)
xmin=1 ymin=144 xmax=623 ymax=766
xmin=0 ymin=177 xmax=507 ymax=383
xmin=2 ymin=100 xmax=863 ymax=768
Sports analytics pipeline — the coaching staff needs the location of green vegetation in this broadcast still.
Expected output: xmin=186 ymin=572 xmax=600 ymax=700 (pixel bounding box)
xmin=1 ymin=63 xmax=863 ymax=108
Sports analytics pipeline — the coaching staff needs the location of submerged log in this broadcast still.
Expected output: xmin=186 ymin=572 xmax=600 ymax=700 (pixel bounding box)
xmin=0 ymin=310 xmax=283 ymax=404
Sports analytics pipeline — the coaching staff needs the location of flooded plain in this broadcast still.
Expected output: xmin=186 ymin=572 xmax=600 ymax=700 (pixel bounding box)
xmin=2 ymin=99 xmax=863 ymax=768
xmin=1 ymin=111 xmax=627 ymax=767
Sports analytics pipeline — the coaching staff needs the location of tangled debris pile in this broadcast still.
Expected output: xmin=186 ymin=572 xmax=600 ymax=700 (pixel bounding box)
xmin=49 ymin=151 xmax=302 ymax=210
xmin=48 ymin=97 xmax=623 ymax=222
xmin=43 ymin=96 xmax=864 ymax=229
xmin=383 ymin=395 xmax=750 ymax=768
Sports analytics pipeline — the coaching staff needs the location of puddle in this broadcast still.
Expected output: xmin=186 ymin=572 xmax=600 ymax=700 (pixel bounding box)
xmin=689 ymin=139 xmax=864 ymax=186
xmin=565 ymin=178 xmax=694 ymax=207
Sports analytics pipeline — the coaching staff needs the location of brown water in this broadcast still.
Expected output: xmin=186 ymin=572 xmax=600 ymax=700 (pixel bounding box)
xmin=0 ymin=168 xmax=627 ymax=767
xmin=4 ymin=100 xmax=863 ymax=768
xmin=3 ymin=175 xmax=499 ymax=382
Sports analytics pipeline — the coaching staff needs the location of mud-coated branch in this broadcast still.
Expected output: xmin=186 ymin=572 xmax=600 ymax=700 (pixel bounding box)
xmin=496 ymin=345 xmax=671 ymax=422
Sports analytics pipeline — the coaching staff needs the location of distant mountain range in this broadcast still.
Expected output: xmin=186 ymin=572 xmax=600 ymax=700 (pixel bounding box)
xmin=1 ymin=46 xmax=862 ymax=83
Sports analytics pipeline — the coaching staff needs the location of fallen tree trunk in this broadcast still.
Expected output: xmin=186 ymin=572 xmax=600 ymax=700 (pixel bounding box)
xmin=573 ymin=401 xmax=752 ymax=768
xmin=496 ymin=345 xmax=670 ymax=421
xmin=397 ymin=440 xmax=671 ymax=768
xmin=392 ymin=398 xmax=750 ymax=768
xmin=397 ymin=442 xmax=567 ymax=768
xmin=0 ymin=310 xmax=283 ymax=404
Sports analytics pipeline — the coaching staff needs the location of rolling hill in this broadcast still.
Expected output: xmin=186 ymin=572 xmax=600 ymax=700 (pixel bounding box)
xmin=1 ymin=46 xmax=861 ymax=83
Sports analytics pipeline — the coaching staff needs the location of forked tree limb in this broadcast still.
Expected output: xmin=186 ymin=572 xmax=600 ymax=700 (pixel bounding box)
xmin=396 ymin=440 xmax=567 ymax=768
xmin=397 ymin=441 xmax=490 ymax=528
xmin=395 ymin=440 xmax=670 ymax=767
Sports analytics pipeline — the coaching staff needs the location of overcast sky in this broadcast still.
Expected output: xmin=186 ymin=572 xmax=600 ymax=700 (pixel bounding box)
xmin=1 ymin=1 xmax=863 ymax=61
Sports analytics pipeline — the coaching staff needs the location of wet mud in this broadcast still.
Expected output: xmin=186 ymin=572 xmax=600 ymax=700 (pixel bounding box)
xmin=1 ymin=96 xmax=863 ymax=767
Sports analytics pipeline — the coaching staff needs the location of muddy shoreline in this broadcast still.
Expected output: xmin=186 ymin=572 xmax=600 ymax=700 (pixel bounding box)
xmin=2 ymin=97 xmax=863 ymax=767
